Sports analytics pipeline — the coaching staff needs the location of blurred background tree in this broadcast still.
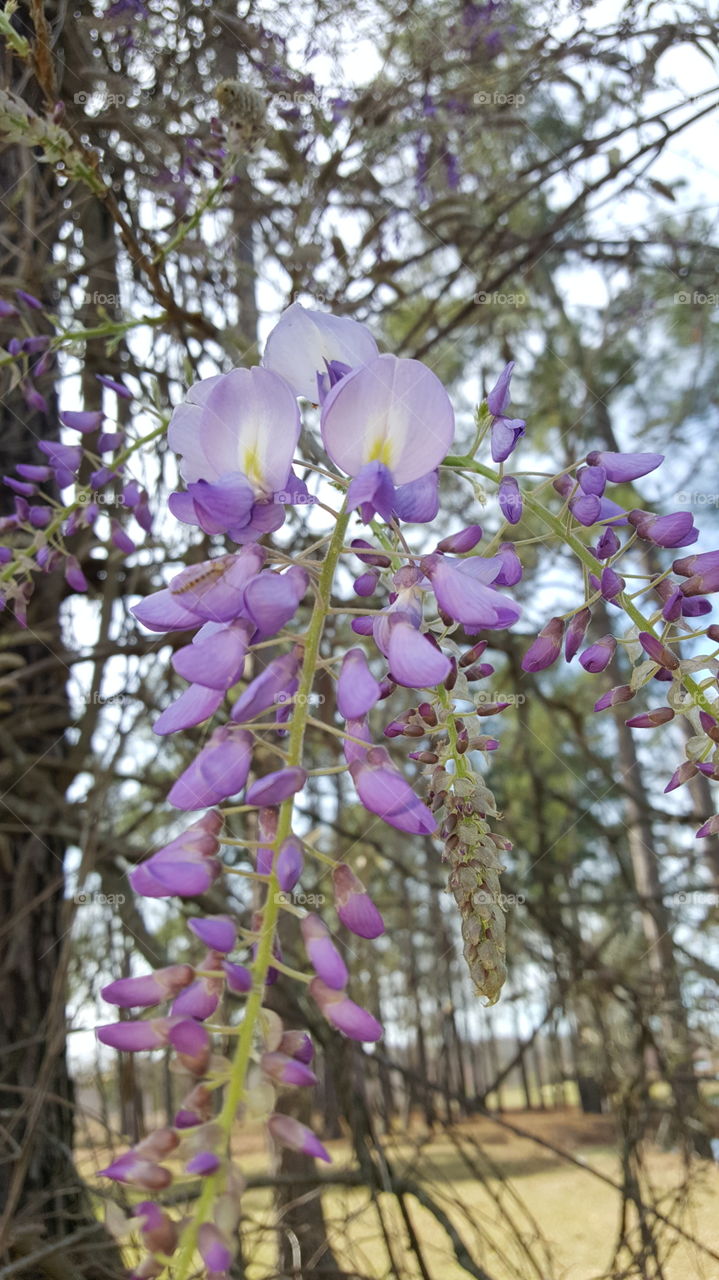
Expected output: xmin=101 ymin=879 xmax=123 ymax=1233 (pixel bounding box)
xmin=1 ymin=0 xmax=719 ymax=1275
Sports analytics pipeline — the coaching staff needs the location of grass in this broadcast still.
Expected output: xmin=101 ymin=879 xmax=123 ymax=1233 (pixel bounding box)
xmin=81 ymin=1108 xmax=719 ymax=1280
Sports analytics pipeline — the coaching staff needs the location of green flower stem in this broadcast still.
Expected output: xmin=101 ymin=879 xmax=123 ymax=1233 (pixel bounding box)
xmin=445 ymin=455 xmax=706 ymax=706
xmin=172 ymin=505 xmax=349 ymax=1280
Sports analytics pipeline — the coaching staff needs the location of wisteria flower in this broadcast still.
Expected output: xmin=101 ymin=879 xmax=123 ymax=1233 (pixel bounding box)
xmin=320 ymin=354 xmax=455 ymax=521
xmin=167 ymin=366 xmax=304 ymax=541
xmin=263 ymin=301 xmax=379 ymax=401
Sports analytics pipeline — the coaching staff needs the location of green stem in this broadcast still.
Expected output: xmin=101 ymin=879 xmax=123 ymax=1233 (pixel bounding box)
xmin=172 ymin=505 xmax=349 ymax=1280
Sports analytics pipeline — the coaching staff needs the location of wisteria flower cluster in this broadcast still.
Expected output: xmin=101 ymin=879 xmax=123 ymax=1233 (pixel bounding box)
xmin=11 ymin=301 xmax=716 ymax=1276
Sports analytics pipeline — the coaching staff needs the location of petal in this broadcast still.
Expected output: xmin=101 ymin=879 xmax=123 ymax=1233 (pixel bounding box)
xmin=392 ymin=471 xmax=440 ymax=523
xmin=196 ymin=366 xmax=301 ymax=495
xmin=153 ymin=683 xmax=224 ymax=735
xmin=337 ymin=648 xmax=382 ymax=719
xmin=133 ymin=587 xmax=199 ymax=633
xmin=244 ymin=566 xmax=308 ymax=638
xmin=387 ymin=621 xmax=451 ymax=688
xmin=263 ymin=301 xmax=378 ymax=402
xmin=172 ymin=623 xmax=250 ymax=690
xmin=245 ymin=767 xmax=307 ymax=806
xmin=320 ymin=353 xmax=454 ymax=484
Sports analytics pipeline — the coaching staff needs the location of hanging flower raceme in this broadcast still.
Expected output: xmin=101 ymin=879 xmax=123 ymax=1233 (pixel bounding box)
xmin=96 ymin=302 xmax=719 ymax=1277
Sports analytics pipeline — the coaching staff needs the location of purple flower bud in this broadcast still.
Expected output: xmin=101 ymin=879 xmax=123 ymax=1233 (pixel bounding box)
xmin=23 ymin=385 xmax=48 ymax=416
xmin=678 ymin=560 xmax=719 ymax=595
xmin=65 ymin=556 xmax=89 ymax=592
xmin=301 ymin=914 xmax=348 ymax=989
xmin=681 ymin=596 xmax=712 ymax=616
xmin=16 ymin=464 xmax=51 ymax=482
xmin=276 ymin=837 xmax=303 ymax=892
xmin=491 ymin=416 xmax=526 ymax=463
xmin=594 ymin=685 xmax=634 ymax=712
xmin=665 ymin=762 xmax=698 ymax=793
xmin=188 ymin=916 xmax=236 ymax=952
xmin=231 ymin=648 xmax=302 ymax=724
xmin=15 ymin=289 xmax=43 ymax=311
xmin=310 ymin=977 xmax=383 ymax=1042
xmin=130 ymin=811 xmax=223 ymax=898
xmin=565 ymin=607 xmax=591 ymax=662
xmin=102 ymin=964 xmax=194 ymax=1008
xmin=595 ymin=526 xmax=620 ymax=560
xmin=168 ymin=1018 xmax=211 ymax=1075
xmin=223 ymin=960 xmax=253 ymax=993
xmin=579 ymin=635 xmax=616 ymax=673
xmin=493 ymin=542 xmax=523 ymax=586
xmin=570 ymin=493 xmax=601 ymax=526
xmin=337 ymin=648 xmax=382 ymax=719
xmin=60 ymin=410 xmax=103 ymax=433
xmin=3 ymin=477 xmax=35 ymax=497
xmin=349 ymin=748 xmax=437 ymax=834
xmin=96 ymin=1018 xmax=174 ymax=1051
xmin=99 ymin=1152 xmax=172 ymax=1190
xmin=628 ymin=509 xmax=698 ymax=549
xmin=498 ymin=475 xmax=522 ymax=524
xmin=697 ymin=815 xmax=719 ymax=838
xmin=351 ymin=616 xmax=375 ymax=635
xmin=186 ymin=1151 xmax=220 ymax=1176
xmin=638 ymin=632 xmax=679 ymax=670
xmin=198 ymin=1224 xmax=233 ymax=1272
xmin=437 ymin=525 xmax=483 ymax=554
xmin=625 ymin=707 xmax=674 ymax=728
xmin=261 ymin=1051 xmax=317 ymax=1087
xmin=171 ymin=973 xmax=221 ymax=1020
xmin=110 ymin=520 xmax=135 ymax=554
xmin=354 ymin=570 xmax=379 ymax=596
xmin=387 ymin=619 xmax=451 ymax=688
xmin=279 ymin=1030 xmax=314 ymax=1063
xmin=586 ymin=450 xmax=663 ymax=482
xmin=268 ymin=1113 xmax=330 ymax=1163
xmin=134 ymin=1202 xmax=178 ymax=1254
xmin=600 ymin=566 xmax=624 ymax=600
xmin=245 ymin=767 xmax=307 ymax=807
xmin=332 ymin=864 xmax=384 ymax=938
xmin=578 ymin=464 xmax=606 ymax=496
xmin=0 ymin=299 xmax=18 ymax=318
xmin=350 ymin=538 xmax=391 ymax=568
xmin=521 ymin=617 xmax=564 ymax=672
xmin=168 ymin=727 xmax=253 ymax=810
xmin=97 ymin=373 xmax=132 ymax=399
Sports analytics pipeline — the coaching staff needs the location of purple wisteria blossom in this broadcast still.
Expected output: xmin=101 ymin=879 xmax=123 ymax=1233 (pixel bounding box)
xmin=167 ymin=366 xmax=304 ymax=541
xmin=263 ymin=301 xmax=379 ymax=401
